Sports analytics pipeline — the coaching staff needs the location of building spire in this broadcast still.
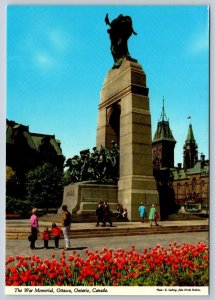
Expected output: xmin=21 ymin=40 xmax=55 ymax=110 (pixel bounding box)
xmin=153 ymin=97 xmax=175 ymax=143
xmin=186 ymin=123 xmax=195 ymax=142
xmin=160 ymin=96 xmax=168 ymax=122
xmin=183 ymin=121 xmax=198 ymax=168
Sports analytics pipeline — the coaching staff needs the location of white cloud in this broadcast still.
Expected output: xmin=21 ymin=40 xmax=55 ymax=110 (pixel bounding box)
xmin=32 ymin=28 xmax=71 ymax=72
xmin=48 ymin=28 xmax=71 ymax=51
xmin=187 ymin=24 xmax=209 ymax=55
xmin=34 ymin=52 xmax=55 ymax=70
xmin=22 ymin=26 xmax=73 ymax=74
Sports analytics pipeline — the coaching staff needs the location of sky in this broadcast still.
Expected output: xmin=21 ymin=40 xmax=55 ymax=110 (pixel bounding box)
xmin=6 ymin=5 xmax=209 ymax=165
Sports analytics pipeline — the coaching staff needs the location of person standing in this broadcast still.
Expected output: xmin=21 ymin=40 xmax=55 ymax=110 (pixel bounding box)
xmin=138 ymin=202 xmax=146 ymax=223
xmin=52 ymin=223 xmax=61 ymax=249
xmin=42 ymin=227 xmax=50 ymax=249
xmin=148 ymin=204 xmax=159 ymax=226
xmin=102 ymin=201 xmax=112 ymax=227
xmin=96 ymin=201 xmax=104 ymax=226
xmin=61 ymin=205 xmax=71 ymax=250
xmin=29 ymin=208 xmax=39 ymax=250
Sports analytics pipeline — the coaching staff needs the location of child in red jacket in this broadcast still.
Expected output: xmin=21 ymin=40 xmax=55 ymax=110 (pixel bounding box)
xmin=52 ymin=223 xmax=61 ymax=249
xmin=42 ymin=227 xmax=51 ymax=249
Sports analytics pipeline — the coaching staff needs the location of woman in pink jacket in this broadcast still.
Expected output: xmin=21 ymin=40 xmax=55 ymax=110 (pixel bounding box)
xmin=29 ymin=208 xmax=39 ymax=249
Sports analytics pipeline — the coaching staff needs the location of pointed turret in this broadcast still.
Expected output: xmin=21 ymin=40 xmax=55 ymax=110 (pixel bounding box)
xmin=183 ymin=121 xmax=198 ymax=169
xmin=152 ymin=98 xmax=176 ymax=169
xmin=153 ymin=97 xmax=176 ymax=143
xmin=186 ymin=124 xmax=195 ymax=142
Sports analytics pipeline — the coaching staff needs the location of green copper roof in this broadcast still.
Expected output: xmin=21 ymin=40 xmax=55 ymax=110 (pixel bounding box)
xmin=172 ymin=160 xmax=209 ymax=180
xmin=6 ymin=119 xmax=63 ymax=156
xmin=153 ymin=121 xmax=176 ymax=142
xmin=186 ymin=124 xmax=196 ymax=142
xmin=153 ymin=98 xmax=176 ymax=143
xmin=6 ymin=124 xmax=13 ymax=144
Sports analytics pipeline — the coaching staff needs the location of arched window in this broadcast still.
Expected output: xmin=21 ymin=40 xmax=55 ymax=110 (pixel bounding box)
xmin=177 ymin=183 xmax=180 ymax=199
xmin=192 ymin=177 xmax=197 ymax=191
xmin=107 ymin=104 xmax=121 ymax=147
xmin=201 ymin=180 xmax=205 ymax=198
xmin=184 ymin=182 xmax=188 ymax=199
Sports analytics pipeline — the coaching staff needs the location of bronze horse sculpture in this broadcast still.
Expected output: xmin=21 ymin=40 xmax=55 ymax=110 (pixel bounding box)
xmin=105 ymin=13 xmax=137 ymax=68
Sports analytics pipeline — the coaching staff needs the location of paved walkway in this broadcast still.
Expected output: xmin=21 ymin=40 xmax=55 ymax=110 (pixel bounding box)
xmin=6 ymin=231 xmax=208 ymax=261
xmin=6 ymin=218 xmax=209 ymax=259
xmin=6 ymin=219 xmax=209 ymax=260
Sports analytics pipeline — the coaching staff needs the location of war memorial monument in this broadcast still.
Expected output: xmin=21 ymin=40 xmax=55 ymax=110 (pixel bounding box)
xmin=62 ymin=14 xmax=159 ymax=221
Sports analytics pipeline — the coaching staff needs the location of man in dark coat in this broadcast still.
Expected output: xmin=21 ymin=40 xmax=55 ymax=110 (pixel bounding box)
xmin=102 ymin=201 xmax=112 ymax=227
xmin=96 ymin=201 xmax=104 ymax=226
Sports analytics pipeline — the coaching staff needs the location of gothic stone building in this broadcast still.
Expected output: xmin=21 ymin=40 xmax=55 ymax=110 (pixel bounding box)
xmin=152 ymin=101 xmax=209 ymax=211
xmin=171 ymin=124 xmax=209 ymax=206
xmin=6 ymin=119 xmax=65 ymax=176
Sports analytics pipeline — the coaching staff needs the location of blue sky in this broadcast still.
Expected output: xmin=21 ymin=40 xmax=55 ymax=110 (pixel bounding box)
xmin=7 ymin=5 xmax=209 ymax=165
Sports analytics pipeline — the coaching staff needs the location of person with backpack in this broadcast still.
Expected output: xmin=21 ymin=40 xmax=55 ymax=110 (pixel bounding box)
xmin=61 ymin=205 xmax=71 ymax=250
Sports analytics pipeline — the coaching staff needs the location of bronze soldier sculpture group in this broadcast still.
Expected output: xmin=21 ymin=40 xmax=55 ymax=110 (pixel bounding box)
xmin=64 ymin=142 xmax=119 ymax=184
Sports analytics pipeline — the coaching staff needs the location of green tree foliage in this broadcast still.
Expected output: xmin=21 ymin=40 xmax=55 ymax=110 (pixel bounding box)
xmin=25 ymin=163 xmax=63 ymax=210
xmin=6 ymin=196 xmax=32 ymax=217
xmin=6 ymin=165 xmax=23 ymax=198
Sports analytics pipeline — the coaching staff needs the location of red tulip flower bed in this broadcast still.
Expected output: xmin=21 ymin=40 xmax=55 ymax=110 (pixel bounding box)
xmin=6 ymin=242 xmax=208 ymax=286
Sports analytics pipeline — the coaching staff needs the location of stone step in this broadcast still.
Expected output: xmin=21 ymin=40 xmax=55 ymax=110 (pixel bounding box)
xmin=6 ymin=224 xmax=208 ymax=240
xmin=38 ymin=211 xmax=208 ymax=223
xmin=79 ymin=202 xmax=118 ymax=211
xmin=38 ymin=213 xmax=98 ymax=223
xmin=81 ymin=197 xmax=118 ymax=203
xmin=38 ymin=212 xmax=125 ymax=223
